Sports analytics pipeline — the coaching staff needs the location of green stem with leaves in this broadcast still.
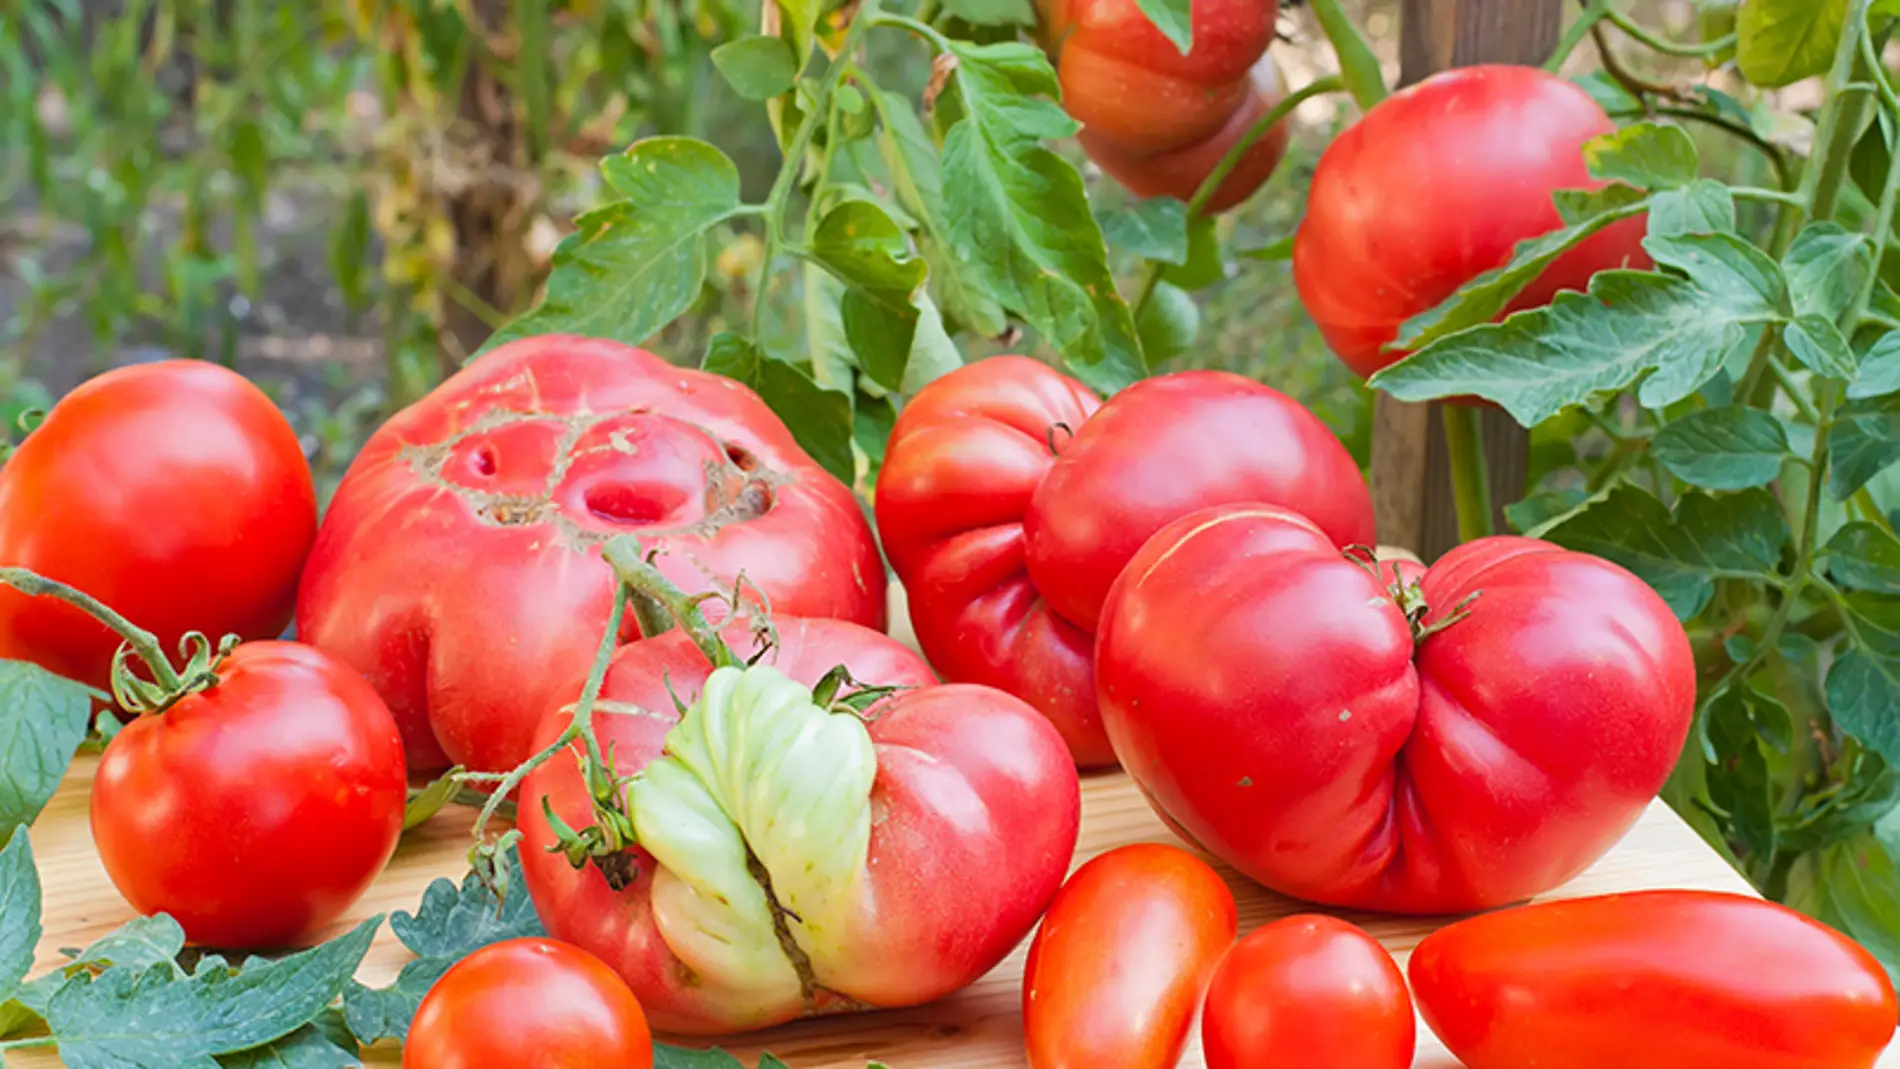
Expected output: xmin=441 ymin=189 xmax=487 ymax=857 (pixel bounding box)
xmin=0 ymin=567 xmax=183 ymax=693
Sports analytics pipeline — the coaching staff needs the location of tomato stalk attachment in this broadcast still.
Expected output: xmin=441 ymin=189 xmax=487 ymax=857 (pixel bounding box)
xmin=1341 ymin=547 xmax=1480 ymax=645
xmin=0 ymin=566 xmax=234 ymax=713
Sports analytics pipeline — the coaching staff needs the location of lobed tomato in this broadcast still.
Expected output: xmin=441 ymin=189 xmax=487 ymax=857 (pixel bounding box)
xmin=298 ymin=335 xmax=885 ymax=775
xmin=1096 ymin=508 xmax=1694 ymax=913
xmin=1022 ymin=843 xmax=1237 ymax=1069
xmin=0 ymin=360 xmax=316 ymax=693
xmin=404 ymin=938 xmax=654 ymax=1069
xmin=1201 ymin=915 xmax=1413 ymax=1069
xmin=1409 ymin=891 xmax=1900 ymax=1069
xmin=91 ymin=641 xmax=407 ymax=949
xmin=1294 ymin=64 xmax=1651 ymax=378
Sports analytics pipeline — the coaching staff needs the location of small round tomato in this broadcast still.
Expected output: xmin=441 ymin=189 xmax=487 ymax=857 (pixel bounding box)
xmin=404 ymin=938 xmax=654 ymax=1069
xmin=0 ymin=361 xmax=316 ymax=692
xmin=90 ymin=641 xmax=406 ymax=949
xmin=1202 ymin=915 xmax=1414 ymax=1069
xmin=1078 ymin=57 xmax=1290 ymax=213
xmin=1022 ymin=843 xmax=1237 ymax=1069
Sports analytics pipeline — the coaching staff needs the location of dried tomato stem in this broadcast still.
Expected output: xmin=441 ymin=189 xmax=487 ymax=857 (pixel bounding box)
xmin=601 ymin=537 xmax=741 ymax=671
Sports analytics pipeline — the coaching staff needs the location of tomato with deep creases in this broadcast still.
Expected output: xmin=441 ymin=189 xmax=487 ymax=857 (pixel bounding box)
xmin=875 ymin=357 xmax=1374 ymax=767
xmin=1096 ymin=508 xmax=1695 ymax=913
xmin=1041 ymin=0 xmax=1288 ymax=212
xmin=519 ymin=614 xmax=1079 ymax=1035
xmin=1201 ymin=915 xmax=1413 ymax=1069
xmin=1022 ymin=843 xmax=1237 ymax=1069
xmin=0 ymin=360 xmax=316 ymax=694
xmin=90 ymin=641 xmax=407 ymax=949
xmin=1293 ymin=64 xmax=1652 ymax=378
xmin=403 ymin=937 xmax=655 ymax=1069
xmin=1409 ymin=891 xmax=1900 ymax=1069
xmin=297 ymin=334 xmax=886 ymax=775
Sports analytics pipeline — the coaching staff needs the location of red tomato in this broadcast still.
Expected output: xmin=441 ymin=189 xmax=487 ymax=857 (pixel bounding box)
xmin=1409 ymin=891 xmax=1900 ymax=1069
xmin=1293 ymin=65 xmax=1652 ymax=378
xmin=0 ymin=361 xmax=316 ymax=692
xmin=1041 ymin=0 xmax=1285 ymax=210
xmin=297 ymin=334 xmax=886 ymax=774
xmin=404 ymin=937 xmax=654 ymax=1069
xmin=876 ymin=358 xmax=1373 ymax=768
xmin=90 ymin=641 xmax=406 ymax=949
xmin=519 ymin=616 xmax=1079 ymax=1034
xmin=1096 ymin=508 xmax=1694 ymax=913
xmin=1202 ymin=915 xmax=1413 ymax=1069
xmin=1023 ymin=843 xmax=1237 ymax=1069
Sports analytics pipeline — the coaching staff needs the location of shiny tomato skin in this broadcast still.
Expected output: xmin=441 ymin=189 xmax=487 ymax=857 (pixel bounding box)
xmin=0 ymin=361 xmax=316 ymax=692
xmin=1293 ymin=65 xmax=1651 ymax=378
xmin=520 ymin=616 xmax=1079 ymax=1034
xmin=1023 ymin=843 xmax=1238 ymax=1069
xmin=297 ymin=334 xmax=885 ymax=775
xmin=1201 ymin=915 xmax=1413 ymax=1069
xmin=1409 ymin=891 xmax=1900 ymax=1069
xmin=1078 ymin=57 xmax=1291 ymax=213
xmin=90 ymin=641 xmax=406 ymax=949
xmin=403 ymin=937 xmax=654 ymax=1069
xmin=1096 ymin=507 xmax=1694 ymax=913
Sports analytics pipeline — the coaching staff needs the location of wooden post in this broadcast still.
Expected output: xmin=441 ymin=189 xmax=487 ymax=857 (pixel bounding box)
xmin=1373 ymin=0 xmax=1563 ymax=558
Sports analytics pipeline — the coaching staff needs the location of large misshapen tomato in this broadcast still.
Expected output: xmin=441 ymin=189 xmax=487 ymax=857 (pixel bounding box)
xmin=1042 ymin=0 xmax=1286 ymax=211
xmin=297 ymin=335 xmax=885 ymax=773
xmin=0 ymin=361 xmax=316 ymax=691
xmin=519 ymin=616 xmax=1079 ymax=1034
xmin=876 ymin=357 xmax=1374 ymax=767
xmin=1293 ymin=64 xmax=1652 ymax=378
xmin=1096 ymin=507 xmax=1694 ymax=913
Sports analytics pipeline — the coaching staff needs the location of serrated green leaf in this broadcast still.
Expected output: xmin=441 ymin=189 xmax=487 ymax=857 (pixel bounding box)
xmin=1643 ymin=231 xmax=1787 ymax=316
xmin=481 ymin=138 xmax=743 ymax=355
xmin=1647 ymin=179 xmax=1737 ymax=237
xmin=1504 ymin=486 xmax=1593 ymax=535
xmin=1161 ymin=215 xmax=1223 ymax=292
xmin=61 ymin=915 xmax=186 ymax=979
xmin=216 ymin=1021 xmax=359 ymax=1069
xmin=1850 ymin=331 xmax=1900 ymax=399
xmin=1650 ymin=405 xmax=1790 ymax=489
xmin=1096 ymin=198 xmax=1189 ymax=264
xmin=1828 ymin=646 xmax=1900 ymax=766
xmin=810 ymin=201 xmax=927 ymax=297
xmin=1372 ymin=271 xmax=1766 ymax=426
xmin=1537 ymin=485 xmax=1788 ymax=618
xmin=1392 ymin=198 xmax=1650 ymax=351
xmin=1824 ymin=522 xmax=1900 ymax=593
xmin=1828 ymin=394 xmax=1900 ymax=500
xmin=940 ymin=0 xmax=1036 ymax=23
xmin=1553 ymin=183 xmax=1648 ymax=225
xmin=854 ymin=393 xmax=897 ymax=489
xmin=339 ymin=958 xmax=448 ymax=1045
xmin=1131 ymin=0 xmax=1192 ymax=51
xmin=941 ymin=41 xmax=1144 ymax=392
xmin=1573 ymin=70 xmax=1645 ymax=115
xmin=1783 ymin=223 xmax=1872 ymax=322
xmin=1812 ymin=838 xmax=1900 ymax=988
xmin=0 ymin=831 xmax=37 ymax=1003
xmin=0 ymin=660 xmax=91 ymax=837
xmin=1702 ymin=686 xmax=1776 ymax=856
xmin=710 ymin=36 xmax=799 ymax=102
xmin=1136 ymin=282 xmax=1201 ymax=364
xmin=1584 ymin=122 xmax=1701 ymax=190
xmin=1738 ymin=0 xmax=1848 ymax=88
xmin=705 ymin=334 xmax=855 ymax=483
xmin=1785 ymin=315 xmax=1858 ymax=380
xmin=654 ymin=1047 xmax=747 ymax=1069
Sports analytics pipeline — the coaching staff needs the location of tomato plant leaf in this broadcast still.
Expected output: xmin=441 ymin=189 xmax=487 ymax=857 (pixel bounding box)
xmin=704 ymin=333 xmax=856 ymax=483
xmin=1701 ymin=687 xmax=1777 ymax=858
xmin=1237 ymin=234 xmax=1296 ymax=262
xmin=1372 ymin=271 xmax=1766 ymax=426
xmin=1584 ymin=122 xmax=1701 ymax=191
xmin=1643 ymin=231 xmax=1788 ymax=317
xmin=809 ymin=200 xmax=932 ymax=391
xmin=1553 ymin=183 xmax=1648 ymax=226
xmin=402 ymin=769 xmax=461 ymax=832
xmin=1737 ymin=0 xmax=1848 ymax=88
xmin=0 ymin=831 xmax=37 ymax=1003
xmin=775 ymin=0 xmax=820 ymax=72
xmin=1783 ymin=223 xmax=1873 ymax=322
xmin=1536 ymin=485 xmax=1788 ymax=618
xmin=481 ymin=138 xmax=744 ymax=356
xmin=1647 ymin=179 xmax=1738 ymax=237
xmin=1096 ymin=198 xmax=1190 ymax=265
xmin=653 ymin=1047 xmax=828 ymax=1069
xmin=1162 ymin=215 xmax=1223 ymax=291
xmin=711 ymin=36 xmax=800 ymax=102
xmin=0 ymin=659 xmax=94 ymax=837
xmin=1135 ymin=281 xmax=1201 ymax=364
xmin=215 ymin=1019 xmax=360 ymax=1069
xmin=939 ymin=40 xmax=1145 ymax=392
xmin=938 ymin=0 xmax=1036 ymax=25
xmin=1827 ymin=646 xmax=1900 ymax=767
xmin=1391 ymin=198 xmax=1649 ymax=352
xmin=1784 ymin=315 xmax=1859 ymax=380
xmin=1812 ymin=837 xmax=1900 ymax=987
xmin=1849 ymin=331 xmax=1900 ymax=399
xmin=1650 ymin=405 xmax=1791 ymax=490
xmin=853 ymin=392 xmax=897 ymax=489
xmin=1824 ymin=522 xmax=1900 ymax=593
xmin=1131 ymin=0 xmax=1192 ymax=52
xmin=1827 ymin=394 xmax=1900 ymax=499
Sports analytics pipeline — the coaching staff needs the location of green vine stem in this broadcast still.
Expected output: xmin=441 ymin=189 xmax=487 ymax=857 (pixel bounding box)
xmin=1441 ymin=405 xmax=1496 ymax=542
xmin=1130 ymin=75 xmax=1345 ymax=320
xmin=1547 ymin=0 xmax=1613 ymax=72
xmin=1306 ymin=0 xmax=1387 ymax=111
xmin=0 ymin=566 xmax=197 ymax=706
xmin=1604 ymin=7 xmax=1735 ymax=59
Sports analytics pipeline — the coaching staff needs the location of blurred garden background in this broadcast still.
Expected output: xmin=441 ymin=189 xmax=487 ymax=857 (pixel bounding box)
xmin=0 ymin=0 xmax=1781 ymax=503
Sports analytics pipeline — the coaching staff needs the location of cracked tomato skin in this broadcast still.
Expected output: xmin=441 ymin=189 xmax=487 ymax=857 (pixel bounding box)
xmin=0 ymin=360 xmax=316 ymax=692
xmin=296 ymin=335 xmax=885 ymax=774
xmin=876 ymin=358 xmax=1373 ymax=767
xmin=518 ymin=617 xmax=1079 ymax=1035
xmin=1408 ymin=891 xmax=1899 ymax=1069
xmin=404 ymin=937 xmax=654 ymax=1069
xmin=1293 ymin=65 xmax=1651 ymax=379
xmin=1096 ymin=506 xmax=1694 ymax=913
xmin=91 ymin=641 xmax=407 ymax=949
